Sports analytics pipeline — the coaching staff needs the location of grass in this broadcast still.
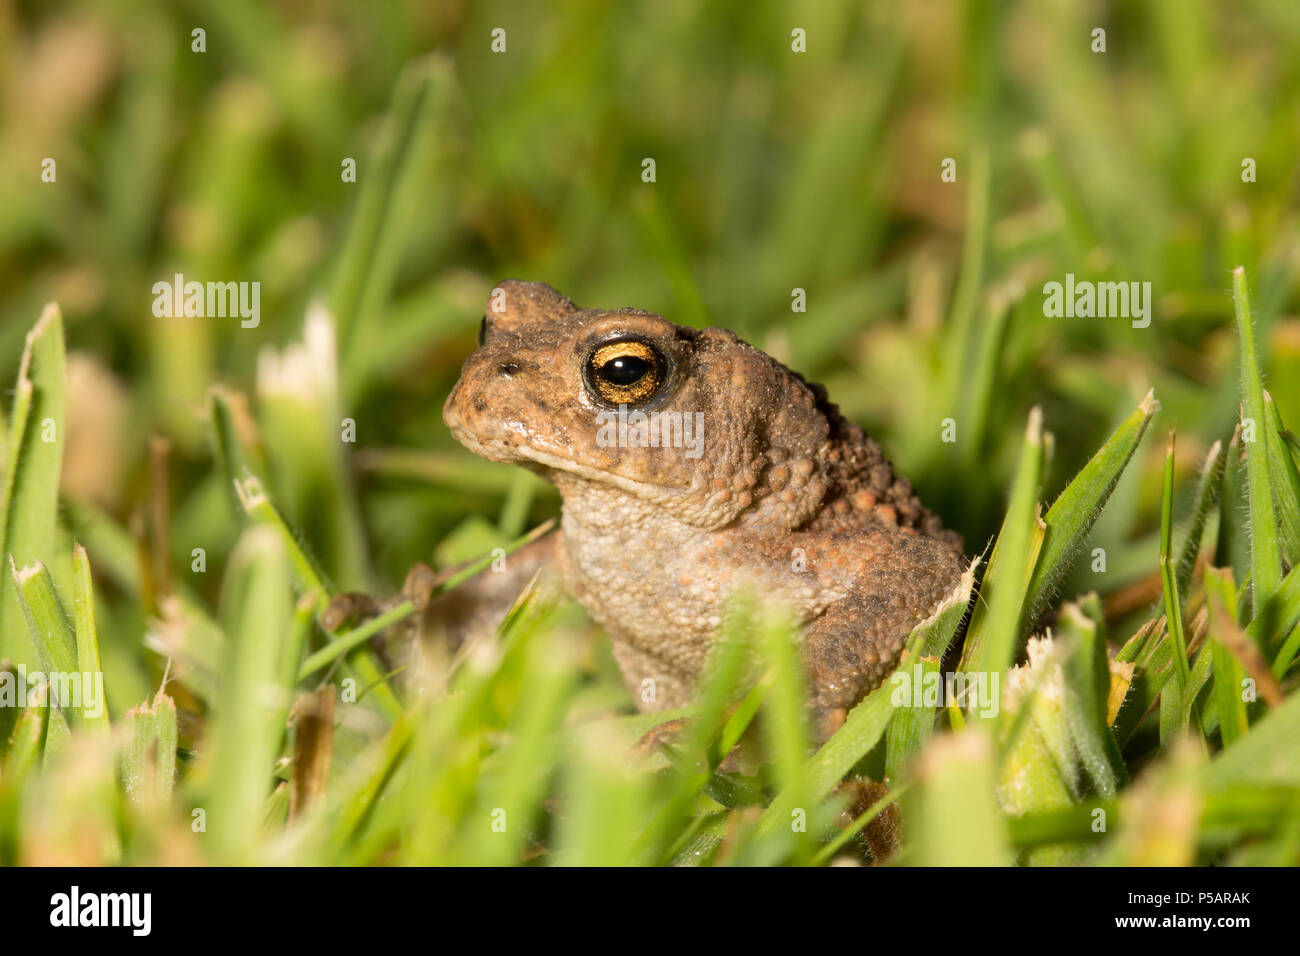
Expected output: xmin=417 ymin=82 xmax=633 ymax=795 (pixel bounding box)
xmin=2 ymin=1 xmax=1300 ymax=865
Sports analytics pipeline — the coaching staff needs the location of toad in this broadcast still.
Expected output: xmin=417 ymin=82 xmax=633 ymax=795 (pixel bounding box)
xmin=354 ymin=280 xmax=967 ymax=741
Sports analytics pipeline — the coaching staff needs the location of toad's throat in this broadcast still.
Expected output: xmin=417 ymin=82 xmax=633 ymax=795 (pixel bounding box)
xmin=454 ymin=426 xmax=696 ymax=498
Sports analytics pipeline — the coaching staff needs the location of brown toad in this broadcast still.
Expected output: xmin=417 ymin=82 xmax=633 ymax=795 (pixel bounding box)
xmin=433 ymin=280 xmax=966 ymax=740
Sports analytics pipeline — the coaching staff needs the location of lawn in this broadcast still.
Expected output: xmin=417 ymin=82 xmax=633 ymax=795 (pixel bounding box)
xmin=1 ymin=0 xmax=1299 ymax=865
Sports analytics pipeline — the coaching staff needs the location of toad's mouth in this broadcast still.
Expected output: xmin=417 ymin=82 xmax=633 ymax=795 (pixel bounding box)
xmin=444 ymin=411 xmax=694 ymax=502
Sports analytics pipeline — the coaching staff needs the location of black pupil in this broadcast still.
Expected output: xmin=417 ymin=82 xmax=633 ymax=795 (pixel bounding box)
xmin=600 ymin=355 xmax=649 ymax=385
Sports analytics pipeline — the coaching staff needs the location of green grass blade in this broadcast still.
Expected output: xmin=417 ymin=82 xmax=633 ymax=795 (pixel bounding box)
xmin=212 ymin=387 xmax=331 ymax=599
xmin=633 ymin=593 xmax=760 ymax=862
xmin=1058 ymin=598 xmax=1126 ymax=797
xmin=1158 ymin=433 xmax=1192 ymax=738
xmin=0 ymin=662 xmax=17 ymax=760
xmin=1025 ymin=390 xmax=1158 ymax=622
xmin=298 ymin=600 xmax=412 ymax=681
xmin=121 ymin=691 xmax=177 ymax=808
xmin=330 ymin=55 xmax=459 ymax=360
xmin=0 ymin=683 xmax=49 ymax=781
xmin=944 ymin=143 xmax=991 ymax=401
xmin=275 ymin=593 xmax=318 ymax=757
xmin=1215 ymin=426 xmax=1251 ymax=584
xmin=461 ymin=624 xmax=575 ymax=866
xmin=0 ymin=305 xmax=66 ymax=669
xmin=1205 ymin=688 xmax=1300 ymax=789
xmin=1232 ymin=266 xmax=1283 ymax=612
xmin=207 ymin=526 xmax=294 ymax=862
xmin=553 ymin=722 xmax=648 ymax=866
xmin=962 ymin=407 xmax=1047 ymax=678
xmin=1021 ymin=128 xmax=1098 ymax=258
xmin=1262 ymin=562 xmax=1300 ymax=676
xmin=961 ymin=281 xmax=1022 ymax=471
xmin=1176 ymin=440 xmax=1223 ymax=601
xmin=10 ymin=559 xmax=76 ymax=678
xmin=1204 ymin=568 xmax=1249 ymax=748
xmin=1263 ymin=390 xmax=1300 ymax=567
xmin=884 ymin=652 xmax=941 ymax=783
xmin=71 ymin=544 xmax=110 ymax=735
xmin=320 ymin=711 xmax=417 ymax=860
xmin=758 ymin=606 xmax=810 ymax=809
xmin=10 ymin=559 xmax=77 ymax=734
xmin=906 ymin=730 xmax=1012 ymax=866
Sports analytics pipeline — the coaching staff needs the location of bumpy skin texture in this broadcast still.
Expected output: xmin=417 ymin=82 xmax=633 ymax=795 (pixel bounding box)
xmin=443 ymin=280 xmax=966 ymax=739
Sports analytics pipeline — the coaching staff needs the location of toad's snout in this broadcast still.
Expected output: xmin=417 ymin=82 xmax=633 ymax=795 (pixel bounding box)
xmin=442 ymin=339 xmax=565 ymax=465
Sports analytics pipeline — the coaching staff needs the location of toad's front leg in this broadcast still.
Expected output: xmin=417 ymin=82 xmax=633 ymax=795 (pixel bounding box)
xmin=325 ymin=528 xmax=561 ymax=674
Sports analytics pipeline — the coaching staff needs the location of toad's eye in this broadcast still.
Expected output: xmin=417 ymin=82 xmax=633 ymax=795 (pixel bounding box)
xmin=477 ymin=315 xmax=488 ymax=347
xmin=584 ymin=339 xmax=668 ymax=406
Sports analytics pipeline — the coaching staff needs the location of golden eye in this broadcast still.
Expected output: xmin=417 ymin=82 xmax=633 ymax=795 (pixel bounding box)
xmin=585 ymin=339 xmax=668 ymax=405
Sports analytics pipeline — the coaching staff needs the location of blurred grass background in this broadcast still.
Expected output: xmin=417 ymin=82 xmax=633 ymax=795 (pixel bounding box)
xmin=2 ymin=0 xmax=1300 ymax=864
xmin=5 ymin=1 xmax=1300 ymax=585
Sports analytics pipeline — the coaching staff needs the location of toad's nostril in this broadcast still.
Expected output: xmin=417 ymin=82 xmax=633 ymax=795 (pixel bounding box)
xmin=498 ymin=361 xmax=521 ymax=377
